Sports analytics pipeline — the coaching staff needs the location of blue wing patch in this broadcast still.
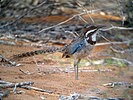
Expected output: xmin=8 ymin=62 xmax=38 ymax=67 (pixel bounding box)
xmin=70 ymin=39 xmax=85 ymax=54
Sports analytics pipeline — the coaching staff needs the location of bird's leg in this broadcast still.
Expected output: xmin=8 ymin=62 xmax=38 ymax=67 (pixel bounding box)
xmin=74 ymin=59 xmax=81 ymax=80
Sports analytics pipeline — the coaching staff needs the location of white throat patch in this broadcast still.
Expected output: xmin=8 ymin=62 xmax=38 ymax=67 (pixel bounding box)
xmin=92 ymin=33 xmax=97 ymax=41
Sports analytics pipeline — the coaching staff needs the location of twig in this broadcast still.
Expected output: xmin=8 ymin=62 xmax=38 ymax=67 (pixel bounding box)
xmin=100 ymin=26 xmax=133 ymax=31
xmin=98 ymin=30 xmax=132 ymax=49
xmin=111 ymin=57 xmax=133 ymax=66
xmin=98 ymin=34 xmax=122 ymax=50
xmin=0 ymin=81 xmax=33 ymax=94
xmin=19 ymin=69 xmax=33 ymax=75
xmin=0 ymin=90 xmax=10 ymax=100
xmin=110 ymin=47 xmax=133 ymax=54
xmin=64 ymin=69 xmax=112 ymax=73
xmin=0 ymin=40 xmax=16 ymax=45
xmin=0 ymin=80 xmax=52 ymax=95
xmin=78 ymin=15 xmax=88 ymax=24
xmin=79 ymin=69 xmax=112 ymax=72
xmin=98 ymin=33 xmax=112 ymax=43
xmin=103 ymin=82 xmax=133 ymax=88
xmin=38 ymin=9 xmax=101 ymax=33
xmin=0 ymin=54 xmax=21 ymax=67
xmin=59 ymin=93 xmax=124 ymax=100
xmin=76 ymin=1 xmax=95 ymax=23
xmin=65 ymin=31 xmax=79 ymax=37
xmin=21 ymin=86 xmax=53 ymax=94
xmin=59 ymin=93 xmax=80 ymax=100
xmin=0 ymin=0 xmax=48 ymax=28
xmin=0 ymin=80 xmax=10 ymax=84
xmin=38 ymin=15 xmax=76 ymax=33
xmin=0 ymin=81 xmax=34 ymax=88
xmin=95 ymin=40 xmax=132 ymax=46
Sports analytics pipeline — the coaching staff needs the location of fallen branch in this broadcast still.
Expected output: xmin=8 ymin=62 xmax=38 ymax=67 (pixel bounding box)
xmin=103 ymin=82 xmax=133 ymax=88
xmin=111 ymin=57 xmax=133 ymax=66
xmin=110 ymin=46 xmax=133 ymax=54
xmin=0 ymin=54 xmax=21 ymax=67
xmin=76 ymin=1 xmax=95 ymax=23
xmin=38 ymin=9 xmax=101 ymax=33
xmin=100 ymin=26 xmax=133 ymax=31
xmin=0 ymin=81 xmax=34 ymax=88
xmin=78 ymin=68 xmax=110 ymax=73
xmin=0 ymin=80 xmax=10 ymax=84
xmin=59 ymin=93 xmax=124 ymax=100
xmin=0 ymin=90 xmax=10 ymax=100
xmin=0 ymin=81 xmax=34 ymax=95
xmin=95 ymin=40 xmax=132 ymax=46
xmin=19 ymin=69 xmax=33 ymax=75
xmin=0 ymin=40 xmax=16 ymax=45
xmin=0 ymin=80 xmax=52 ymax=97
xmin=21 ymin=86 xmax=53 ymax=94
xmin=68 ymin=69 xmax=112 ymax=73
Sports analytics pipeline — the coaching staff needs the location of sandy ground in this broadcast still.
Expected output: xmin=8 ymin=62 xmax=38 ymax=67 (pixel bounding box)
xmin=0 ymin=0 xmax=133 ymax=99
xmin=0 ymin=44 xmax=133 ymax=100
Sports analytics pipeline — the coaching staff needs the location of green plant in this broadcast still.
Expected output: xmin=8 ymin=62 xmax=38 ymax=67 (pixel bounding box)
xmin=104 ymin=58 xmax=126 ymax=67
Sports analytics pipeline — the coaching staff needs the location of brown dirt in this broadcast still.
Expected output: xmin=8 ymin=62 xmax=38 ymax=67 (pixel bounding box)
xmin=0 ymin=44 xmax=133 ymax=100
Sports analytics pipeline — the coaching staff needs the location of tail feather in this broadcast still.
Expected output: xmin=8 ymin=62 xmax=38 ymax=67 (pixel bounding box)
xmin=11 ymin=47 xmax=61 ymax=60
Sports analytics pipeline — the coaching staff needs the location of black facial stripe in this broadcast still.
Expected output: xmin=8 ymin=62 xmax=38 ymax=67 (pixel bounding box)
xmin=92 ymin=41 xmax=96 ymax=44
xmin=84 ymin=25 xmax=97 ymax=33
xmin=88 ymin=40 xmax=96 ymax=45
xmin=84 ymin=25 xmax=97 ymax=30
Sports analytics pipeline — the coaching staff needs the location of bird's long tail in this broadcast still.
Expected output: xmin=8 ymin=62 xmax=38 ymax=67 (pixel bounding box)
xmin=10 ymin=46 xmax=65 ymax=60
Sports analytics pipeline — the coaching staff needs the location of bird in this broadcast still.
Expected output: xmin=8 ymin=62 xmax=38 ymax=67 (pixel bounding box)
xmin=10 ymin=24 xmax=102 ymax=80
xmin=62 ymin=25 xmax=101 ymax=80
